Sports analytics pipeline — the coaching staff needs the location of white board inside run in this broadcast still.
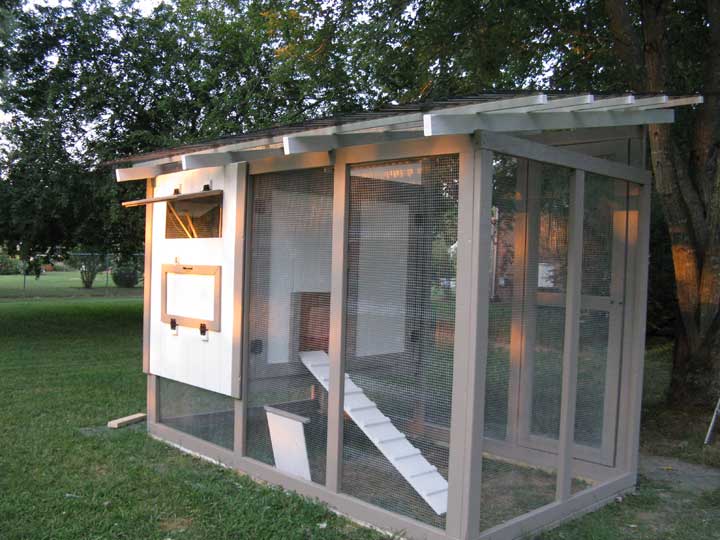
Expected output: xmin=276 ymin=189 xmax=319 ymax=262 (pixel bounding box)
xmin=166 ymin=273 xmax=216 ymax=322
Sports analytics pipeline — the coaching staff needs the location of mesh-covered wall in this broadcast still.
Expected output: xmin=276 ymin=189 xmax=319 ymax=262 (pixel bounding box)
xmin=485 ymin=155 xmax=521 ymax=441
xmin=340 ymin=155 xmax=458 ymax=529
xmin=158 ymin=377 xmax=234 ymax=449
xmin=479 ymin=157 xmax=631 ymax=531
xmin=480 ymin=158 xmax=563 ymax=531
xmin=528 ymin=163 xmax=572 ymax=441
xmin=244 ymin=167 xmax=333 ymax=485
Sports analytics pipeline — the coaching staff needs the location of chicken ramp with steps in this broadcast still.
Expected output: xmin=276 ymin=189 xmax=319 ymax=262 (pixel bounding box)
xmin=299 ymin=350 xmax=448 ymax=515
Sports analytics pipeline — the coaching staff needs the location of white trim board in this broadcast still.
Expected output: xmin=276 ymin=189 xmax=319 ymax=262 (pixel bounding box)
xmin=424 ymin=109 xmax=674 ymax=136
xmin=475 ymin=131 xmax=651 ymax=184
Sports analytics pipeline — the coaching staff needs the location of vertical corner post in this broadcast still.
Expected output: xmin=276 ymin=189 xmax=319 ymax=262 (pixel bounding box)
xmin=147 ymin=374 xmax=158 ymax=424
xmin=623 ymin=180 xmax=651 ymax=475
xmin=326 ymin=153 xmax=349 ymax=492
xmin=446 ymin=135 xmax=494 ymax=539
xmin=232 ymin=162 xmax=249 ymax=456
xmin=556 ymin=169 xmax=585 ymax=501
xmin=142 ymin=178 xmax=154 ymax=374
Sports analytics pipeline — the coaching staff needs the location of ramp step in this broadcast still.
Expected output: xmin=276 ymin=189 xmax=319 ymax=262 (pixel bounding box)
xmin=300 ymin=350 xmax=448 ymax=515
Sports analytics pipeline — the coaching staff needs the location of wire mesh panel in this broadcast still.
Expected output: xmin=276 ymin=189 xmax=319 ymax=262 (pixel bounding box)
xmin=485 ymin=155 xmax=523 ymax=441
xmin=574 ymin=175 xmax=629 ymax=451
xmin=479 ymin=156 xmax=561 ymax=532
xmin=244 ymin=167 xmax=333 ymax=485
xmin=528 ymin=163 xmax=573 ymax=441
xmin=158 ymin=377 xmax=234 ymax=449
xmin=340 ymin=156 xmax=458 ymax=529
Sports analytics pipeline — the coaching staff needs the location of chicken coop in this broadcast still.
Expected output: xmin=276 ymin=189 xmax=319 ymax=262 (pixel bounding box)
xmin=114 ymin=93 xmax=701 ymax=540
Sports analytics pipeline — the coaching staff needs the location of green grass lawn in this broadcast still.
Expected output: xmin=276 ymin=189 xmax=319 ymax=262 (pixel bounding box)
xmin=0 ymin=297 xmax=718 ymax=539
xmin=640 ymin=338 xmax=720 ymax=468
xmin=0 ymin=271 xmax=143 ymax=300
xmin=0 ymin=299 xmax=384 ymax=540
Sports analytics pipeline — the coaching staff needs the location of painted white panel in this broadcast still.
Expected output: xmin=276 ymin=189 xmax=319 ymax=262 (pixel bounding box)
xmin=267 ymin=189 xmax=332 ymax=364
xmin=166 ymin=273 xmax=216 ymax=321
xmin=356 ymin=199 xmax=408 ymax=357
xmin=265 ymin=409 xmax=312 ymax=481
xmin=149 ymin=164 xmax=238 ymax=396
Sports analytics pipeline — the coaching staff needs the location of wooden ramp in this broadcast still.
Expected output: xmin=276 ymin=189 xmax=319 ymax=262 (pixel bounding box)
xmin=300 ymin=350 xmax=448 ymax=515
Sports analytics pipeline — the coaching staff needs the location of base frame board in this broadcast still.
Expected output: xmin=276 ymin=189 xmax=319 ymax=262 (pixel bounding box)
xmin=147 ymin=414 xmax=634 ymax=540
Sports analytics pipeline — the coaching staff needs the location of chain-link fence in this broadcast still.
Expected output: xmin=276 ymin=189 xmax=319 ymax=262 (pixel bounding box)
xmin=0 ymin=252 xmax=144 ymax=300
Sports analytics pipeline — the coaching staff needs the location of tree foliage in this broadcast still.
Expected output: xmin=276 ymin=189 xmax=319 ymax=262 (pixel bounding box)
xmin=1 ymin=0 xmax=717 ymax=400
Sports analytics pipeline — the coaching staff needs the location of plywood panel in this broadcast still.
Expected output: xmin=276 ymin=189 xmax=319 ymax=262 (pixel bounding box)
xmin=149 ymin=165 xmax=240 ymax=396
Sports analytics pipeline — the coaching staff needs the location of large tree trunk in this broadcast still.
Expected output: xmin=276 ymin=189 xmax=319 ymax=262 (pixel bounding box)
xmin=605 ymin=0 xmax=720 ymax=404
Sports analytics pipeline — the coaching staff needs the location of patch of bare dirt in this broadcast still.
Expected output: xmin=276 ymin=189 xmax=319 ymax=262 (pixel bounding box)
xmin=159 ymin=516 xmax=192 ymax=533
xmin=639 ymin=454 xmax=720 ymax=491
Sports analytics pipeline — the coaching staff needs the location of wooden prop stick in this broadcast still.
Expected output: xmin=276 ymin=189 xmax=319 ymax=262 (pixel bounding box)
xmin=184 ymin=213 xmax=199 ymax=238
xmin=704 ymin=396 xmax=720 ymax=445
xmin=168 ymin=203 xmax=193 ymax=238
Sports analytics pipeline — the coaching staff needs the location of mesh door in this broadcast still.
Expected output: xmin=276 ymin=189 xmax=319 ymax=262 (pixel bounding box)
xmin=244 ymin=167 xmax=333 ymax=485
xmin=528 ymin=163 xmax=573 ymax=440
xmin=574 ymin=175 xmax=628 ymax=450
xmin=340 ymin=155 xmax=458 ymax=529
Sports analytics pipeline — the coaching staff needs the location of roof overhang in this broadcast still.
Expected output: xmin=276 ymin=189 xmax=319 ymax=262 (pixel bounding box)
xmin=114 ymin=93 xmax=703 ymax=183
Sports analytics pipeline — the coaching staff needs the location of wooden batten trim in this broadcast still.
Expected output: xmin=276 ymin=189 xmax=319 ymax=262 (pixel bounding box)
xmin=115 ymin=162 xmax=182 ymax=182
xmin=230 ymin=162 xmax=248 ymax=400
xmin=476 ymin=131 xmax=652 ymax=184
xmin=556 ymin=170 xmax=585 ymax=501
xmin=142 ymin=178 xmax=154 ymax=374
xmin=122 ymin=189 xmax=223 ymax=208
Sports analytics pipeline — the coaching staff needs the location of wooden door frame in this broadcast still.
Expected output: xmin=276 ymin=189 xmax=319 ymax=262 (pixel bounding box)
xmin=507 ymin=139 xmax=632 ymax=467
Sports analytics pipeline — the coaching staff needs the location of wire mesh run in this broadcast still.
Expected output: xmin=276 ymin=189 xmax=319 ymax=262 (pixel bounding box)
xmin=480 ymin=157 xmax=632 ymax=532
xmin=158 ymin=377 xmax=234 ymax=449
xmin=244 ymin=166 xmax=333 ymax=485
xmin=340 ymin=155 xmax=458 ymax=529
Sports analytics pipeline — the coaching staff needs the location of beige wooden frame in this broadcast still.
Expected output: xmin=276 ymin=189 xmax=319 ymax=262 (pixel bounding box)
xmin=160 ymin=264 xmax=222 ymax=332
xmin=144 ymin=127 xmax=652 ymax=540
xmin=230 ymin=162 xmax=248 ymax=400
xmin=142 ymin=179 xmax=154 ymax=374
xmin=501 ymin=139 xmax=633 ymax=469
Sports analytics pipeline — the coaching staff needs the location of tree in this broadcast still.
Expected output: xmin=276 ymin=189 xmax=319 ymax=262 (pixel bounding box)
xmin=0 ymin=0 xmax=365 ymax=260
xmin=346 ymin=0 xmax=718 ymax=403
xmin=596 ymin=0 xmax=719 ymax=403
xmin=2 ymin=0 xmax=716 ymax=401
xmin=0 ymin=117 xmax=89 ymax=259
